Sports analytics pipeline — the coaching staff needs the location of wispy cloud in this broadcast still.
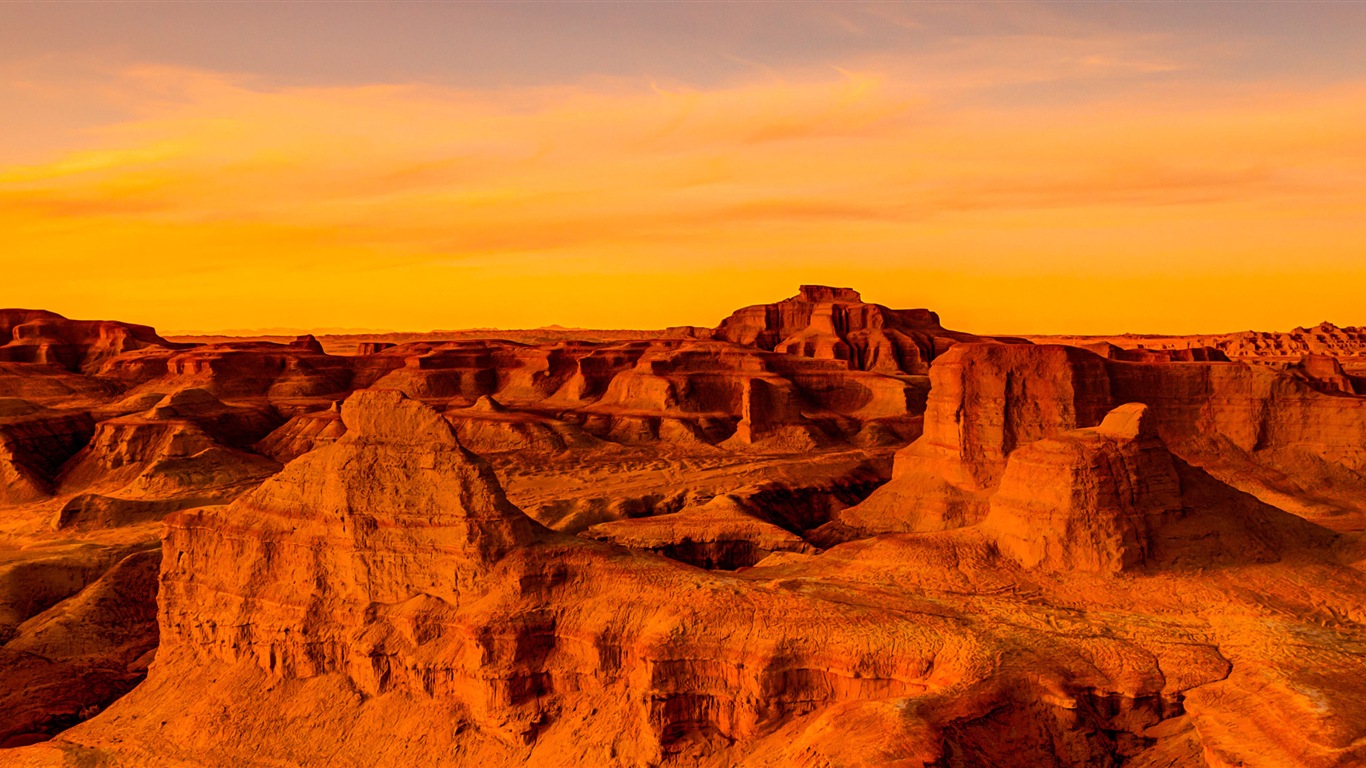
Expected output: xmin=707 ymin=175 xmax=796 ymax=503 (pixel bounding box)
xmin=2 ymin=27 xmax=1365 ymax=333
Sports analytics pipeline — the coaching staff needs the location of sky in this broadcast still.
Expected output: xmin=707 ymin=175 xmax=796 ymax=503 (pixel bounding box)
xmin=2 ymin=2 xmax=1365 ymax=335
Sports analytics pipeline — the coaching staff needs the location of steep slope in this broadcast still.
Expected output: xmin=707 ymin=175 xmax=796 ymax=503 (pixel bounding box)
xmin=834 ymin=343 xmax=1366 ymax=538
xmin=18 ymin=391 xmax=1365 ymax=768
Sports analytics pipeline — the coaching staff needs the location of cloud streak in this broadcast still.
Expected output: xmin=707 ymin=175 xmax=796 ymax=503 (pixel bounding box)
xmin=3 ymin=28 xmax=1366 ymax=333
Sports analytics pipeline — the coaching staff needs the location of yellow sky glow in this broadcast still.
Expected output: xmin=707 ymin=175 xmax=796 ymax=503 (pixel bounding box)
xmin=3 ymin=58 xmax=1365 ymax=335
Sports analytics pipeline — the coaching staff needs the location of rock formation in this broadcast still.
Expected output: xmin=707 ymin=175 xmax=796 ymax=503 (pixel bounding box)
xmin=982 ymin=403 xmax=1181 ymax=573
xmin=0 ymin=312 xmax=177 ymax=374
xmin=584 ymin=495 xmax=816 ymax=569
xmin=0 ymin=296 xmax=1364 ymax=768
xmin=1030 ymin=320 xmax=1366 ymax=362
xmin=252 ymin=403 xmax=347 ymax=463
xmin=0 ymin=548 xmax=159 ymax=748
xmin=835 ymin=341 xmax=1366 ymax=537
xmin=713 ymin=285 xmax=1017 ymax=374
xmin=1291 ymin=353 xmax=1361 ymax=395
xmin=832 ymin=343 xmax=1112 ymax=535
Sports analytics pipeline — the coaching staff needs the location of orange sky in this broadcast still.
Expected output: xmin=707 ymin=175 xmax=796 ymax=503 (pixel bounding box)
xmin=2 ymin=3 xmax=1365 ymax=335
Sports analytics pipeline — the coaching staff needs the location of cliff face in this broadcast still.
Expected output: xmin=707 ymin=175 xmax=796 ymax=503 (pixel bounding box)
xmin=836 ymin=342 xmax=1366 ymax=536
xmin=27 ymin=388 xmax=1360 ymax=768
xmin=982 ymin=404 xmax=1183 ymax=574
xmin=3 ymin=298 xmax=1366 ymax=767
xmin=152 ymin=392 xmax=958 ymax=761
xmin=0 ymin=401 xmax=93 ymax=505
xmin=68 ymin=392 xmax=1239 ymax=766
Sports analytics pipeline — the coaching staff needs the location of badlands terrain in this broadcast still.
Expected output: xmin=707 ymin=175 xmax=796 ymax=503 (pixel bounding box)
xmin=0 ymin=285 xmax=1363 ymax=767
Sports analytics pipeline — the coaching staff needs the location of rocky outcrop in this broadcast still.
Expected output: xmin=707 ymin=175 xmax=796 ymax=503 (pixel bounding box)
xmin=834 ymin=344 xmax=1112 ymax=535
xmin=56 ymin=405 xmax=279 ymax=514
xmin=1290 ymin=353 xmax=1360 ymax=395
xmin=713 ymin=285 xmax=1013 ymax=375
xmin=980 ymin=404 xmax=1182 ymax=574
xmin=581 ymin=340 xmax=918 ymax=449
xmin=290 ymin=334 xmax=325 ymax=354
xmin=0 ymin=400 xmax=94 ymax=505
xmin=253 ymin=403 xmax=346 ymax=463
xmin=0 ymin=312 xmax=177 ymax=375
xmin=160 ymin=390 xmax=544 ymax=646
xmin=151 ymin=343 xmax=353 ymax=403
xmin=723 ymin=375 xmax=829 ymax=451
xmin=1106 ymin=357 xmax=1366 ymax=527
xmin=356 ymin=341 xmax=395 ymax=355
xmin=0 ymin=548 xmax=159 ymax=747
xmin=1073 ymin=341 xmax=1230 ymax=363
xmin=1030 ymin=321 xmax=1366 ymax=362
xmin=447 ymin=396 xmax=597 ymax=454
xmin=0 ymin=362 xmax=113 ymax=405
xmin=835 ymin=342 xmax=1366 ymax=537
xmin=583 ymin=495 xmax=816 ymax=569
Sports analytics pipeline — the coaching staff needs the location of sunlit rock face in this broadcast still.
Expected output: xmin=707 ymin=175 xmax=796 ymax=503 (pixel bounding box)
xmin=0 ymin=295 xmax=1364 ymax=768
xmin=713 ymin=285 xmax=1016 ymax=375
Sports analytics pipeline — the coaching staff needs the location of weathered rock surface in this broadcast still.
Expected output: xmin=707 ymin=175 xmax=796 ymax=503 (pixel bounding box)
xmin=982 ymin=403 xmax=1181 ymax=573
xmin=713 ymin=285 xmax=1015 ymax=375
xmin=584 ymin=495 xmax=816 ymax=569
xmin=1030 ymin=320 xmax=1366 ymax=362
xmin=833 ymin=343 xmax=1112 ymax=536
xmin=0 ymin=548 xmax=159 ymax=747
xmin=253 ymin=403 xmax=346 ymax=463
xmin=1 ymin=296 xmax=1365 ymax=768
xmin=981 ymin=403 xmax=1333 ymax=574
xmin=0 ymin=312 xmax=177 ymax=375
xmin=835 ymin=342 xmax=1366 ymax=537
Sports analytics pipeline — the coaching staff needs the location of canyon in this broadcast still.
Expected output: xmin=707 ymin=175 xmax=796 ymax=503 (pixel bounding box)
xmin=0 ymin=287 xmax=1363 ymax=767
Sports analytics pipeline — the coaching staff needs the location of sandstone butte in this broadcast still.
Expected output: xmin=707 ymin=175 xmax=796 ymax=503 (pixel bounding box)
xmin=0 ymin=287 xmax=1362 ymax=767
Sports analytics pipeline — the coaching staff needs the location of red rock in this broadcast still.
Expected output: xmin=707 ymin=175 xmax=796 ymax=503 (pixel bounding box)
xmin=583 ymin=495 xmax=816 ymax=569
xmin=0 ymin=298 xmax=1364 ymax=768
xmin=55 ymin=393 xmax=280 ymax=515
xmin=0 ymin=313 xmax=176 ymax=374
xmin=836 ymin=342 xmax=1366 ymax=537
xmin=0 ymin=400 xmax=93 ymax=505
xmin=356 ymin=341 xmax=396 ymax=355
xmin=0 ymin=548 xmax=159 ymax=746
xmin=713 ymin=285 xmax=1018 ymax=375
xmin=1290 ymin=353 xmax=1359 ymax=395
xmin=252 ymin=404 xmax=346 ymax=463
xmin=833 ymin=343 xmax=1112 ymax=535
xmin=290 ymin=334 xmax=325 ymax=354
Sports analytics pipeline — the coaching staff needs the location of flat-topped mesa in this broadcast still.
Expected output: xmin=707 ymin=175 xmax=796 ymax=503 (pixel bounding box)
xmin=355 ymin=341 xmax=395 ymax=355
xmin=0 ymin=309 xmax=65 ymax=339
xmin=0 ymin=311 xmax=178 ymax=374
xmin=712 ymin=285 xmax=992 ymax=375
xmin=797 ymin=285 xmax=863 ymax=303
xmin=981 ymin=404 xmax=1182 ymax=574
xmin=1291 ymin=354 xmax=1360 ymax=395
xmin=290 ymin=334 xmax=325 ymax=354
